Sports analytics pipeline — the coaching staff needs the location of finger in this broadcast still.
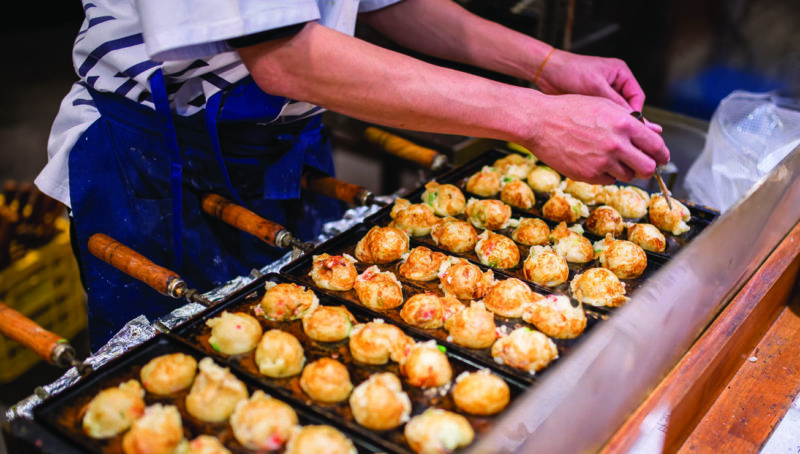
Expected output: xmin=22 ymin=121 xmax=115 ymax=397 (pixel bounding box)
xmin=644 ymin=118 xmax=663 ymax=134
xmin=598 ymin=82 xmax=631 ymax=109
xmin=580 ymin=173 xmax=616 ymax=185
xmin=615 ymin=141 xmax=659 ymax=179
xmin=629 ymin=121 xmax=670 ymax=166
xmin=612 ymin=67 xmax=645 ymax=111
xmin=605 ymin=160 xmax=637 ymax=183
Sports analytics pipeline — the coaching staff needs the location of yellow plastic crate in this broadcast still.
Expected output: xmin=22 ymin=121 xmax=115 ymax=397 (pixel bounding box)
xmin=0 ymin=217 xmax=87 ymax=383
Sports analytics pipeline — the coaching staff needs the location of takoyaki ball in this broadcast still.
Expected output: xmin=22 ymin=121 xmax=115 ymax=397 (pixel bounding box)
xmin=452 ymin=370 xmax=510 ymax=416
xmin=349 ymin=372 xmax=412 ymax=431
xmin=550 ymin=222 xmax=593 ymax=263
xmin=465 ymin=198 xmax=512 ymax=231
xmin=626 ymin=223 xmax=666 ymax=253
xmin=285 ymin=426 xmax=357 ymax=454
xmin=354 ymin=266 xmax=404 ymax=310
xmin=404 ymin=409 xmax=474 ymax=454
xmin=523 ymin=245 xmax=569 ymax=288
xmin=302 ymin=305 xmax=356 ymax=342
xmin=445 ymin=301 xmax=497 ymax=349
xmin=585 ymin=205 xmax=624 ymax=237
xmin=465 ymin=166 xmax=501 ymax=196
xmin=258 ymin=283 xmax=319 ymax=321
xmin=610 ymin=186 xmax=649 ymax=219
xmin=401 ymin=293 xmax=445 ymax=329
xmin=121 ymin=404 xmax=185 ymax=454
xmin=491 ymin=327 xmax=558 ymax=373
xmin=649 ymin=194 xmax=691 ymax=235
xmin=421 ymin=182 xmax=466 ymax=217
xmin=483 ymin=278 xmax=542 ymax=318
xmin=475 ymin=231 xmax=520 ymax=269
xmin=354 ymin=225 xmax=410 ymax=264
xmin=255 ymin=330 xmax=305 ymax=378
xmin=594 ymin=235 xmax=648 ymax=279
xmin=140 ymin=353 xmax=197 ymax=396
xmin=542 ymin=189 xmax=589 ymax=223
xmin=570 ymin=267 xmax=628 ymax=307
xmin=185 ymin=357 xmax=248 ymax=423
xmin=527 ymin=165 xmax=561 ymax=193
xmin=187 ymin=435 xmax=231 ymax=454
xmin=300 ymin=358 xmax=353 ymax=403
xmin=83 ymin=380 xmax=145 ymax=439
xmin=438 ymin=258 xmax=495 ymax=300
xmin=230 ymin=390 xmax=297 ymax=451
xmin=205 ymin=311 xmax=262 ymax=355
xmin=398 ymin=246 xmax=448 ymax=281
xmin=309 ymin=253 xmax=358 ymax=291
xmin=563 ymin=178 xmax=603 ymax=204
xmin=500 ymin=179 xmax=535 ymax=210
xmin=400 ymin=341 xmax=453 ymax=388
xmin=494 ymin=153 xmax=536 ymax=180
xmin=522 ymin=294 xmax=587 ymax=339
xmin=349 ymin=319 xmax=414 ymax=365
xmin=441 ymin=295 xmax=467 ymax=321
xmin=389 ymin=198 xmax=440 ymax=237
xmin=431 ymin=217 xmax=478 ymax=253
xmin=510 ymin=217 xmax=551 ymax=246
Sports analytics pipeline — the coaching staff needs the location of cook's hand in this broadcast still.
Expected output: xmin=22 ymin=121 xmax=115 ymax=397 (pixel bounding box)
xmin=521 ymin=93 xmax=670 ymax=185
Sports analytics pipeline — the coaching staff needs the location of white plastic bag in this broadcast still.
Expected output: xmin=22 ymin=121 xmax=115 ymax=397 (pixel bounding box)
xmin=685 ymin=91 xmax=800 ymax=213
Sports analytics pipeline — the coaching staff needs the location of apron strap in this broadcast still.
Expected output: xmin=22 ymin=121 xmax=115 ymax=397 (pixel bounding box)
xmin=149 ymin=69 xmax=183 ymax=269
xmin=204 ymin=91 xmax=247 ymax=206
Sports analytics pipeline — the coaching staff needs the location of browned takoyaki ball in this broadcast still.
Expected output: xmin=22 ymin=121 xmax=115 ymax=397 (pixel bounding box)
xmin=440 ymin=295 xmax=466 ymax=321
xmin=438 ymin=258 xmax=495 ymax=300
xmin=285 ymin=426 xmax=356 ymax=454
xmin=626 ymin=223 xmax=666 ymax=253
xmin=452 ymin=370 xmax=510 ymax=416
xmin=585 ymin=205 xmax=624 ymax=238
xmin=494 ymin=153 xmax=536 ymax=180
xmin=500 ymin=179 xmax=535 ymax=210
xmin=563 ymin=178 xmax=603 ymax=204
xmin=354 ymin=226 xmax=409 ymax=264
xmin=609 ymin=186 xmax=649 ymax=219
xmin=466 ymin=166 xmax=502 ymax=196
xmin=349 ymin=319 xmax=414 ymax=365
xmin=302 ymin=305 xmax=356 ymax=342
xmin=309 ymin=253 xmax=358 ymax=291
xmin=542 ymin=189 xmax=589 ymax=223
xmin=349 ymin=372 xmax=412 ymax=431
xmin=254 ymin=330 xmax=306 ymax=378
xmin=140 ymin=353 xmax=197 ymax=396
xmin=465 ymin=198 xmax=512 ymax=231
xmin=445 ymin=302 xmax=497 ymax=349
xmin=522 ymin=294 xmax=587 ymax=338
xmin=523 ymin=246 xmax=569 ymax=288
xmin=595 ymin=185 xmax=618 ymax=205
xmin=205 ymin=311 xmax=262 ymax=355
xmin=550 ymin=222 xmax=593 ymax=263
xmin=594 ymin=235 xmax=648 ymax=279
xmin=83 ymin=380 xmax=145 ymax=439
xmin=389 ymin=198 xmax=440 ymax=237
xmin=399 ymin=341 xmax=453 ymax=388
xmin=421 ymin=182 xmax=466 ymax=217
xmin=527 ymin=165 xmax=561 ymax=193
xmin=398 ymin=247 xmax=448 ymax=281
xmin=258 ymin=283 xmax=319 ymax=321
xmin=186 ymin=435 xmax=230 ymax=454
xmin=570 ymin=267 xmax=628 ymax=307
xmin=121 ymin=404 xmax=185 ymax=454
xmin=185 ymin=358 xmax=248 ymax=423
xmin=491 ymin=327 xmax=558 ymax=373
xmin=649 ymin=194 xmax=691 ymax=235
xmin=510 ymin=217 xmax=551 ymax=246
xmin=300 ymin=358 xmax=353 ymax=403
xmin=354 ymin=266 xmax=404 ymax=310
xmin=404 ymin=409 xmax=474 ymax=454
xmin=400 ymin=293 xmax=445 ymax=329
xmin=230 ymin=391 xmax=298 ymax=451
xmin=483 ymin=278 xmax=542 ymax=318
xmin=431 ymin=217 xmax=478 ymax=253
xmin=475 ymin=231 xmax=520 ymax=269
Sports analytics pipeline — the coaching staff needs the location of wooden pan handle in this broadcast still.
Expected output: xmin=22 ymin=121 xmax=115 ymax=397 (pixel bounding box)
xmin=89 ymin=234 xmax=183 ymax=297
xmin=0 ymin=302 xmax=65 ymax=364
xmin=364 ymin=127 xmax=443 ymax=169
xmin=302 ymin=172 xmax=369 ymax=206
xmin=201 ymin=193 xmax=288 ymax=248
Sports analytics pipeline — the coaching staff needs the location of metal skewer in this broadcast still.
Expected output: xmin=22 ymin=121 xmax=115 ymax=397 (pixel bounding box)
xmin=631 ymin=111 xmax=674 ymax=211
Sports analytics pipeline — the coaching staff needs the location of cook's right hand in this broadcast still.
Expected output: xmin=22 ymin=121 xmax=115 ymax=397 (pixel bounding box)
xmin=520 ymin=93 xmax=670 ymax=185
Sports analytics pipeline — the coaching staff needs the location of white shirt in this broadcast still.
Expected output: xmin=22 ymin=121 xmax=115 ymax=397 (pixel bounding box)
xmin=36 ymin=0 xmax=403 ymax=208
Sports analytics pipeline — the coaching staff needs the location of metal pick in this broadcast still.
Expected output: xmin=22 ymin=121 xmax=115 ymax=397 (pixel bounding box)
xmin=630 ymin=111 xmax=674 ymax=211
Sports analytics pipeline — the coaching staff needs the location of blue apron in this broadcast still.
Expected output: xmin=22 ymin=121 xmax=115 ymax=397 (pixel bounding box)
xmin=68 ymin=70 xmax=342 ymax=351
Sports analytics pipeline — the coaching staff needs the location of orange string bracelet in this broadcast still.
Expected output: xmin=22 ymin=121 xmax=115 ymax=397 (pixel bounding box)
xmin=532 ymin=46 xmax=555 ymax=86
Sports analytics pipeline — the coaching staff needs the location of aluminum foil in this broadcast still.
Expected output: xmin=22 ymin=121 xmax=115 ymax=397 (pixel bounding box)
xmin=6 ymin=203 xmax=384 ymax=422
